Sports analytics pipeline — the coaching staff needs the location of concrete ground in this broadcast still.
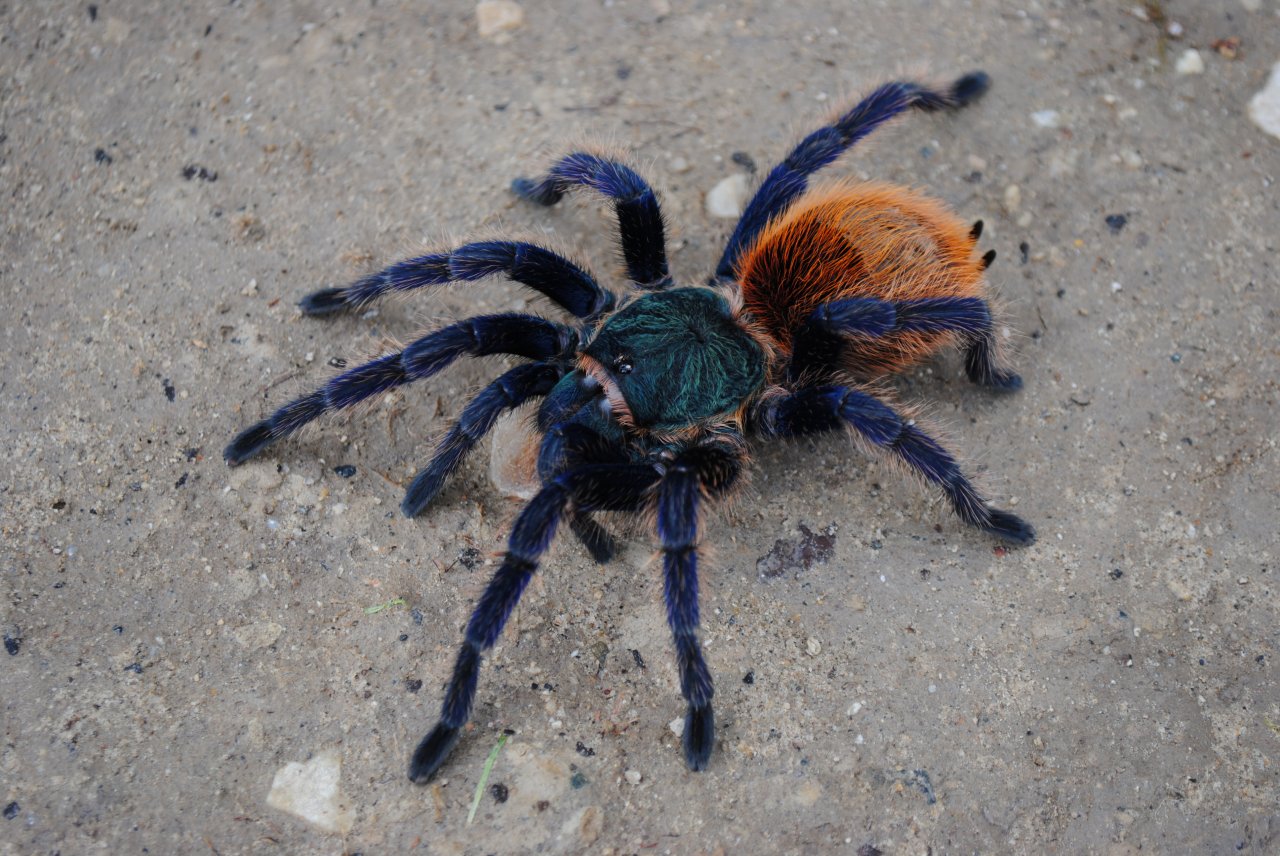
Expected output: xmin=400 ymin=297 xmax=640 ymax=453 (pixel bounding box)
xmin=3 ymin=1 xmax=1277 ymax=853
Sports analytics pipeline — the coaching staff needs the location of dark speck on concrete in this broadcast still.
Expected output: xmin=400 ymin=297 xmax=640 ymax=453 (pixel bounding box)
xmin=576 ymin=741 xmax=595 ymax=757
xmin=616 ymin=63 xmax=631 ymax=80
xmin=124 ymin=662 xmax=143 ymax=674
xmin=1020 ymin=240 xmax=1030 ymax=264
xmin=4 ymin=635 xmax=20 ymax=656
xmin=908 ymin=769 xmax=937 ymax=804
xmin=87 ymin=5 xmax=97 ymax=21
xmin=113 ymin=625 xmax=124 ymax=634
xmin=411 ymin=608 xmax=424 ymax=626
xmin=457 ymin=546 xmax=482 ymax=570
xmin=162 ymin=378 xmax=175 ymax=401
xmin=181 ymin=165 xmax=218 ymax=182
xmin=1170 ymin=353 xmax=1182 ymax=363
xmin=490 ymin=782 xmax=509 ymax=803
xmin=1105 ymin=213 xmax=1128 ymax=233
xmin=404 ymin=678 xmax=422 ymax=694
xmin=1110 ymin=568 xmax=1124 ymax=580
xmin=333 ymin=464 xmax=357 ymax=478
xmin=857 ymin=845 xmax=884 ymax=856
xmin=95 ymin=147 xmax=112 ymax=164
xmin=630 ymin=648 xmax=646 ymax=669
xmin=3 ymin=801 xmax=18 ymax=820
xmin=570 ymin=772 xmax=588 ymax=789
xmin=757 ymin=523 xmax=836 ymax=578
xmin=174 ymin=472 xmax=188 ymax=488
xmin=731 ymin=151 xmax=756 ymax=173
xmin=743 ymin=670 xmax=755 ymax=685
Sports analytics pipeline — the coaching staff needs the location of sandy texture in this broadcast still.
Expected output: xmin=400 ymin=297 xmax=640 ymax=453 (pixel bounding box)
xmin=3 ymin=1 xmax=1277 ymax=853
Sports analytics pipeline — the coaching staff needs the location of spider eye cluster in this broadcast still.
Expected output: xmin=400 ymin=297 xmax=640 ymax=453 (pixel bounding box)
xmin=584 ymin=288 xmax=764 ymax=430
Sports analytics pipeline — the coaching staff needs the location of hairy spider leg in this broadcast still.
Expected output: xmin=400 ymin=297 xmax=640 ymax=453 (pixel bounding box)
xmin=299 ymin=240 xmax=615 ymax=320
xmin=757 ymin=385 xmax=1034 ymax=544
xmin=791 ymin=296 xmax=1019 ymax=388
xmin=656 ymin=434 xmax=744 ymax=770
xmin=409 ymin=461 xmax=662 ymax=784
xmin=513 ymin=152 xmax=672 ymax=289
xmin=400 ymin=361 xmax=567 ymax=518
xmin=716 ymin=71 xmax=991 ymax=279
xmin=224 ymin=314 xmax=574 ymax=466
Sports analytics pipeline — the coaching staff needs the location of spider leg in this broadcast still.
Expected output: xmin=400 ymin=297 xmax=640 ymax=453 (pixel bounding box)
xmin=300 ymin=241 xmax=614 ymax=320
xmin=513 ymin=153 xmax=672 ymax=290
xmin=409 ymin=461 xmax=662 ymax=784
xmin=656 ymin=433 xmax=744 ymax=771
xmin=224 ymin=314 xmax=574 ymax=466
xmin=757 ymin=385 xmax=1034 ymax=544
xmin=792 ymin=296 xmax=1021 ymax=389
xmin=716 ymin=71 xmax=991 ymax=279
xmin=400 ymin=361 xmax=567 ymax=518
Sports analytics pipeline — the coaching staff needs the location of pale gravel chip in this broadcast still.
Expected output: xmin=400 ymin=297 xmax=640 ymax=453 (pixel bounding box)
xmin=1248 ymin=62 xmax=1280 ymax=139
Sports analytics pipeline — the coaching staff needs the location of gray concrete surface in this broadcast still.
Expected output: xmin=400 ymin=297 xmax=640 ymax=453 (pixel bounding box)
xmin=3 ymin=1 xmax=1278 ymax=853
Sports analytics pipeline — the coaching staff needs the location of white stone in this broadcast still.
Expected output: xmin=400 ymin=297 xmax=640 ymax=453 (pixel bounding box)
xmin=266 ymin=751 xmax=354 ymax=834
xmin=705 ymin=173 xmax=750 ymax=219
xmin=232 ymin=621 xmax=283 ymax=650
xmin=1248 ymin=62 xmax=1280 ymax=139
xmin=668 ymin=717 xmax=685 ymax=737
xmin=1031 ymin=109 xmax=1060 ymax=128
xmin=806 ymin=637 xmax=822 ymax=656
xmin=1241 ymin=0 xmax=1261 ymax=12
xmin=624 ymin=769 xmax=642 ymax=785
xmin=1175 ymin=49 xmax=1205 ymax=75
xmin=476 ymin=1 xmax=524 ymax=39
xmin=1002 ymin=184 xmax=1022 ymax=213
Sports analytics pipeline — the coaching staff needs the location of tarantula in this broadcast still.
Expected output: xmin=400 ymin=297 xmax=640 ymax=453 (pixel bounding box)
xmin=225 ymin=71 xmax=1034 ymax=782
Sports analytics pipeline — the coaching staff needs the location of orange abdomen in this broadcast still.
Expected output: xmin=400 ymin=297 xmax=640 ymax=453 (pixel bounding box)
xmin=736 ymin=181 xmax=990 ymax=377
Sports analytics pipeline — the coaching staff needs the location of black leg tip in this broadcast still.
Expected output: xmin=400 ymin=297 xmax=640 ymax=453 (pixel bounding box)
xmin=682 ymin=704 xmax=715 ymax=772
xmin=986 ymin=509 xmax=1035 ymax=546
xmin=224 ymin=421 xmax=276 ymax=467
xmin=570 ymin=514 xmax=618 ymax=564
xmin=408 ymin=722 xmax=462 ymax=784
xmin=511 ymin=177 xmax=560 ymax=206
xmin=298 ymin=287 xmax=349 ymax=316
xmin=985 ymin=370 xmax=1023 ymax=392
xmin=951 ymin=71 xmax=991 ymax=107
xmin=401 ymin=470 xmax=445 ymax=518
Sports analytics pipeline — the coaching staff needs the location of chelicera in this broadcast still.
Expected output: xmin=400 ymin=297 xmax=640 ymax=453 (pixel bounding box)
xmin=225 ymin=70 xmax=1034 ymax=781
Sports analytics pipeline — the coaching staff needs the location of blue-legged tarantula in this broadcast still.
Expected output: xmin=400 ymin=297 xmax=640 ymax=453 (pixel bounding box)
xmin=225 ymin=71 xmax=1034 ymax=781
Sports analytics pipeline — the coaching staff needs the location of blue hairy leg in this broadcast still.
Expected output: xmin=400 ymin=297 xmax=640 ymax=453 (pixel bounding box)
xmin=300 ymin=241 xmax=614 ymax=320
xmin=655 ymin=433 xmax=744 ymax=770
xmin=400 ymin=361 xmax=567 ymax=518
xmin=790 ymin=296 xmax=1021 ymax=390
xmin=409 ymin=461 xmax=663 ymax=784
xmin=224 ymin=314 xmax=573 ymax=466
xmin=513 ymin=152 xmax=671 ymax=289
xmin=757 ymin=385 xmax=1033 ymax=544
xmin=717 ymin=72 xmax=991 ymax=279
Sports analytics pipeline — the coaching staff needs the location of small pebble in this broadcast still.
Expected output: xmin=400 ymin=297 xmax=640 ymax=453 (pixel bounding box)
xmin=624 ymin=769 xmax=642 ymax=785
xmin=1105 ymin=213 xmax=1128 ymax=233
xmin=333 ymin=464 xmax=357 ymax=478
xmin=1248 ymin=62 xmax=1280 ymax=139
xmin=806 ymin=637 xmax=822 ymax=656
xmin=3 ymin=635 xmax=20 ymax=656
xmin=2 ymin=801 xmax=18 ymax=820
xmin=1002 ymin=184 xmax=1022 ymax=213
xmin=669 ymin=717 xmax=685 ymax=737
xmin=266 ymin=750 xmax=354 ymax=835
xmin=569 ymin=772 xmax=588 ymax=789
xmin=668 ymin=155 xmax=691 ymax=173
xmin=705 ymin=174 xmax=750 ymax=219
xmin=476 ymin=1 xmax=524 ymax=39
xmin=1031 ymin=109 xmax=1060 ymax=129
xmin=1175 ymin=49 xmax=1205 ymax=75
xmin=490 ymin=782 xmax=510 ymax=802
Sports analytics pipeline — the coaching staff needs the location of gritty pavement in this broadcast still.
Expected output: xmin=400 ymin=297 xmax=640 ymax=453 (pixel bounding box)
xmin=2 ymin=1 xmax=1278 ymax=853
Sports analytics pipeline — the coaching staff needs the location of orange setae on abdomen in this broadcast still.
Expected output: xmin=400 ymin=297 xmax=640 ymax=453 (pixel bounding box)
xmin=736 ymin=181 xmax=992 ymax=377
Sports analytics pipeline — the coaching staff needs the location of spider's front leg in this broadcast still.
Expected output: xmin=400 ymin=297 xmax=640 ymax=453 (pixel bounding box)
xmin=409 ymin=456 xmax=659 ymax=784
xmin=654 ymin=431 xmax=745 ymax=770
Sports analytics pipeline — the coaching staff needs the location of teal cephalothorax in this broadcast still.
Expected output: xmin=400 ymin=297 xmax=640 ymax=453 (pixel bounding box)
xmin=583 ymin=288 xmax=765 ymax=431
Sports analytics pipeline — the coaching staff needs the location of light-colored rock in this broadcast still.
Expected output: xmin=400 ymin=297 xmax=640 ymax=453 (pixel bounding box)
xmin=477 ymin=1 xmax=524 ymax=39
xmin=232 ymin=621 xmax=283 ymax=650
xmin=1031 ymin=109 xmax=1060 ymax=129
xmin=705 ymin=174 xmax=750 ymax=219
xmin=624 ymin=768 xmax=642 ymax=785
xmin=266 ymin=751 xmax=354 ymax=835
xmin=1002 ymin=184 xmax=1022 ymax=213
xmin=1175 ymin=49 xmax=1205 ymax=75
xmin=1248 ymin=61 xmax=1280 ymax=139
